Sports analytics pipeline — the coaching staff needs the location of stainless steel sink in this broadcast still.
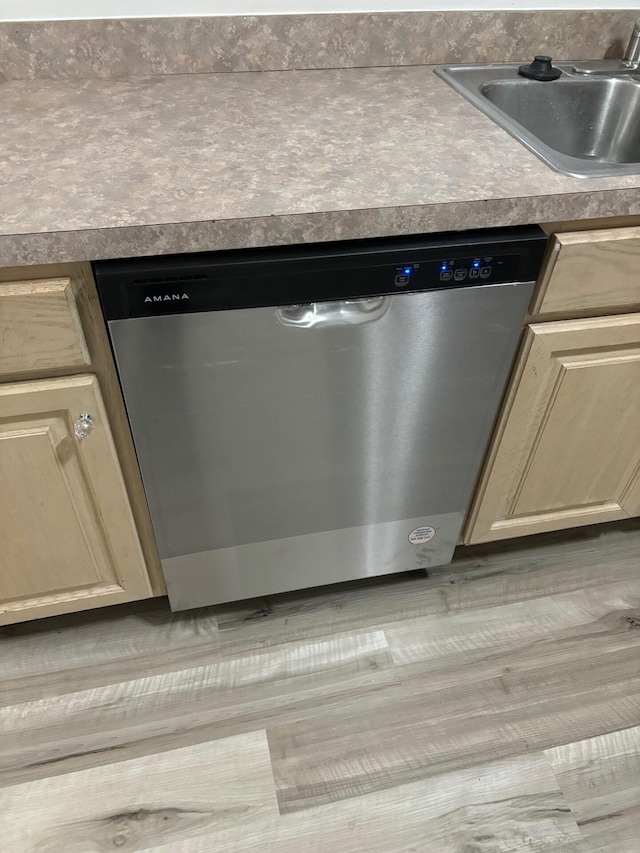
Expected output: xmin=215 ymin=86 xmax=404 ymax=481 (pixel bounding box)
xmin=435 ymin=63 xmax=640 ymax=178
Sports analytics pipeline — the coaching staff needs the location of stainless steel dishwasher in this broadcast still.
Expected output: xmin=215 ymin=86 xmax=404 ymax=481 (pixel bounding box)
xmin=95 ymin=227 xmax=546 ymax=610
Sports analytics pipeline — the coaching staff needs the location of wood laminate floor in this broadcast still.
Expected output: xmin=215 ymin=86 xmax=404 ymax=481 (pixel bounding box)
xmin=1 ymin=520 xmax=639 ymax=852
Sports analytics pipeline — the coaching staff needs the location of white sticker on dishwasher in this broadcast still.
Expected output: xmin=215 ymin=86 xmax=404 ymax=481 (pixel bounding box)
xmin=408 ymin=526 xmax=436 ymax=545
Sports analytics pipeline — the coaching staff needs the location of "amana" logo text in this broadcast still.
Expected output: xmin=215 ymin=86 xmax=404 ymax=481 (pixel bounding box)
xmin=144 ymin=294 xmax=190 ymax=303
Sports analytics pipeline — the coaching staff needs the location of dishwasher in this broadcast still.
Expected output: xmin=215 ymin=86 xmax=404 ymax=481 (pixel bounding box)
xmin=95 ymin=226 xmax=546 ymax=610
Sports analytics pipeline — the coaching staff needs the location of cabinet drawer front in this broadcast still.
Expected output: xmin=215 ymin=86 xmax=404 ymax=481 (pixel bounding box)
xmin=0 ymin=278 xmax=90 ymax=377
xmin=533 ymin=227 xmax=640 ymax=316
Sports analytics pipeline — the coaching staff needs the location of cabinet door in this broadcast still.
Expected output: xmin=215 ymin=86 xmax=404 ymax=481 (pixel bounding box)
xmin=0 ymin=375 xmax=153 ymax=624
xmin=464 ymin=314 xmax=640 ymax=544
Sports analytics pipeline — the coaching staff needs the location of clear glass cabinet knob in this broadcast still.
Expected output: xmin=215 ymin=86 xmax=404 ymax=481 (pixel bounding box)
xmin=74 ymin=412 xmax=94 ymax=439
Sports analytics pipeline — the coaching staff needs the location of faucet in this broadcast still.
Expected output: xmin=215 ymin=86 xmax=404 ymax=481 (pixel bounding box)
xmin=623 ymin=17 xmax=640 ymax=68
xmin=573 ymin=17 xmax=640 ymax=75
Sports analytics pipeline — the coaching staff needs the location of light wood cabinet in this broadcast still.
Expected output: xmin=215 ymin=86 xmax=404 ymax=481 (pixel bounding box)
xmin=466 ymin=223 xmax=640 ymax=545
xmin=0 ymin=376 xmax=153 ymax=623
xmin=465 ymin=312 xmax=640 ymax=544
xmin=0 ymin=264 xmax=164 ymax=624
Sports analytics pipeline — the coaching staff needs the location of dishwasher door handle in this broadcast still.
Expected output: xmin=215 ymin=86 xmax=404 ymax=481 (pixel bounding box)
xmin=277 ymin=296 xmax=390 ymax=328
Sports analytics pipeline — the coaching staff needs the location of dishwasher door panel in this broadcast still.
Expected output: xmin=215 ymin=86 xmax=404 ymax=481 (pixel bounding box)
xmin=109 ymin=282 xmax=532 ymax=605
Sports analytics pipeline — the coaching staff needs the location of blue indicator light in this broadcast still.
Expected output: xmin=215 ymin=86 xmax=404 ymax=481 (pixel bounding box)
xmin=404 ymin=267 xmax=412 ymax=275
xmin=441 ymin=264 xmax=447 ymax=271
xmin=473 ymin=261 xmax=480 ymax=268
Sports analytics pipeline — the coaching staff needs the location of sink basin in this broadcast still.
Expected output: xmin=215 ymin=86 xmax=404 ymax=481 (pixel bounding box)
xmin=435 ymin=63 xmax=640 ymax=178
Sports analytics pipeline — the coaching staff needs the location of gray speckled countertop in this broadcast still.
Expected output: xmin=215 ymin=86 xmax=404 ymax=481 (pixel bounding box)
xmin=2 ymin=65 xmax=640 ymax=266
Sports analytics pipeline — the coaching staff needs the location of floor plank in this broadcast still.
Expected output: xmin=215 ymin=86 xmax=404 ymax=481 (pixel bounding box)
xmin=144 ymin=754 xmax=582 ymax=853
xmin=384 ymin=582 xmax=640 ymax=666
xmin=548 ymin=824 xmax=640 ymax=853
xmin=0 ymin=630 xmax=394 ymax=787
xmin=268 ymin=635 xmax=640 ymax=812
xmin=545 ymin=726 xmax=640 ymax=838
xmin=0 ymin=600 xmax=221 ymax=707
xmin=0 ymin=730 xmax=278 ymax=853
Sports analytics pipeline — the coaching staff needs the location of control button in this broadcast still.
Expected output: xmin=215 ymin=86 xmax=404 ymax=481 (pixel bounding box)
xmin=469 ymin=268 xmax=480 ymax=280
xmin=395 ymin=274 xmax=410 ymax=286
xmin=480 ymin=266 xmax=492 ymax=279
xmin=453 ymin=269 xmax=468 ymax=282
xmin=439 ymin=270 xmax=453 ymax=282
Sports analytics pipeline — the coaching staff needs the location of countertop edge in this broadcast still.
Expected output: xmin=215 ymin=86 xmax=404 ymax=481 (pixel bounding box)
xmin=4 ymin=189 xmax=640 ymax=267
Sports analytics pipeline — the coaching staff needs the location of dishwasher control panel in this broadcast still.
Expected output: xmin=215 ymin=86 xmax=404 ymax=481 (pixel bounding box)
xmin=95 ymin=226 xmax=547 ymax=320
xmin=393 ymin=253 xmax=520 ymax=289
